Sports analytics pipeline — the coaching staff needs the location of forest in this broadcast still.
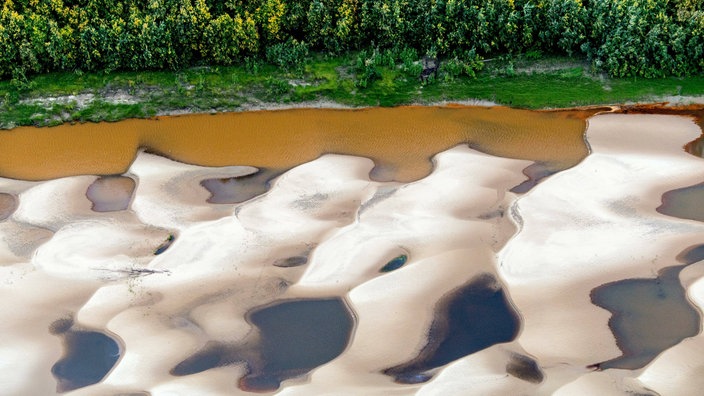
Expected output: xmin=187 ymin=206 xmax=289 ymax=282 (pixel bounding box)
xmin=1 ymin=0 xmax=703 ymax=82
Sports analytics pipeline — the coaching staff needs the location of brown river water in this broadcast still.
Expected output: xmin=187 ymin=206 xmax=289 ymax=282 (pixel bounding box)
xmin=0 ymin=106 xmax=596 ymax=181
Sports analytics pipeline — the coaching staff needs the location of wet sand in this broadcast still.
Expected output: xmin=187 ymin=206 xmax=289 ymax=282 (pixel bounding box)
xmin=499 ymin=113 xmax=704 ymax=395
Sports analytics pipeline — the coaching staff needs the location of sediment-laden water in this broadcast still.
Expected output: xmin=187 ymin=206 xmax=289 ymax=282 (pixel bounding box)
xmin=1 ymin=106 xmax=704 ymax=395
xmin=0 ymin=106 xmax=592 ymax=181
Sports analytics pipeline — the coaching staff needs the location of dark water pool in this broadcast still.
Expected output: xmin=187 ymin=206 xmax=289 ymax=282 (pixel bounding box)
xmin=86 ymin=176 xmax=136 ymax=212
xmin=200 ymin=169 xmax=279 ymax=204
xmin=510 ymin=162 xmax=558 ymax=194
xmin=153 ymin=234 xmax=175 ymax=255
xmin=506 ymin=353 xmax=544 ymax=383
xmin=0 ymin=192 xmax=18 ymax=221
xmin=656 ymin=181 xmax=704 ymax=222
xmin=384 ymin=273 xmax=520 ymax=383
xmin=380 ymin=255 xmax=407 ymax=273
xmin=172 ymin=297 xmax=355 ymax=392
xmin=50 ymin=318 xmax=121 ymax=393
xmin=678 ymin=243 xmax=704 ymax=264
xmin=273 ymin=255 xmax=309 ymax=268
xmin=590 ymin=265 xmax=700 ymax=370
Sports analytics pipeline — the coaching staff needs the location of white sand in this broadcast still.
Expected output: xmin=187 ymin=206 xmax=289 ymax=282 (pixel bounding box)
xmin=1 ymin=113 xmax=704 ymax=395
xmin=501 ymin=114 xmax=704 ymax=395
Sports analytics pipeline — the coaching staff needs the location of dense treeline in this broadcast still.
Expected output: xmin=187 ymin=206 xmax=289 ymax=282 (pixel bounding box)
xmin=1 ymin=0 xmax=703 ymax=81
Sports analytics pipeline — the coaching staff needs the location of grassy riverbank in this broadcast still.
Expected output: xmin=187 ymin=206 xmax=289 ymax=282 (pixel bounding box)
xmin=2 ymin=54 xmax=704 ymax=129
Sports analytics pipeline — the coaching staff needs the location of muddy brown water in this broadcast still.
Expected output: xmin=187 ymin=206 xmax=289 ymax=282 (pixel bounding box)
xmin=0 ymin=106 xmax=594 ymax=182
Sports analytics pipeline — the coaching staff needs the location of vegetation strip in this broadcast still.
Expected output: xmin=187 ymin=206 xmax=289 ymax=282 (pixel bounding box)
xmin=2 ymin=54 xmax=704 ymax=129
xmin=2 ymin=0 xmax=703 ymax=80
xmin=2 ymin=0 xmax=704 ymax=128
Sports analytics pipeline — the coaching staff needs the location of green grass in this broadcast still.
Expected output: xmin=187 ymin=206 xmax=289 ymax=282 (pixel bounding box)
xmin=1 ymin=53 xmax=703 ymax=129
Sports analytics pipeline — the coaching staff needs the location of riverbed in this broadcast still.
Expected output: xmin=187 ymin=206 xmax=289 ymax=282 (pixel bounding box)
xmin=1 ymin=106 xmax=703 ymax=395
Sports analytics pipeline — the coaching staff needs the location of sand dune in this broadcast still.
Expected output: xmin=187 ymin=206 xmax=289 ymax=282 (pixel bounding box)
xmin=0 ymin=111 xmax=703 ymax=395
